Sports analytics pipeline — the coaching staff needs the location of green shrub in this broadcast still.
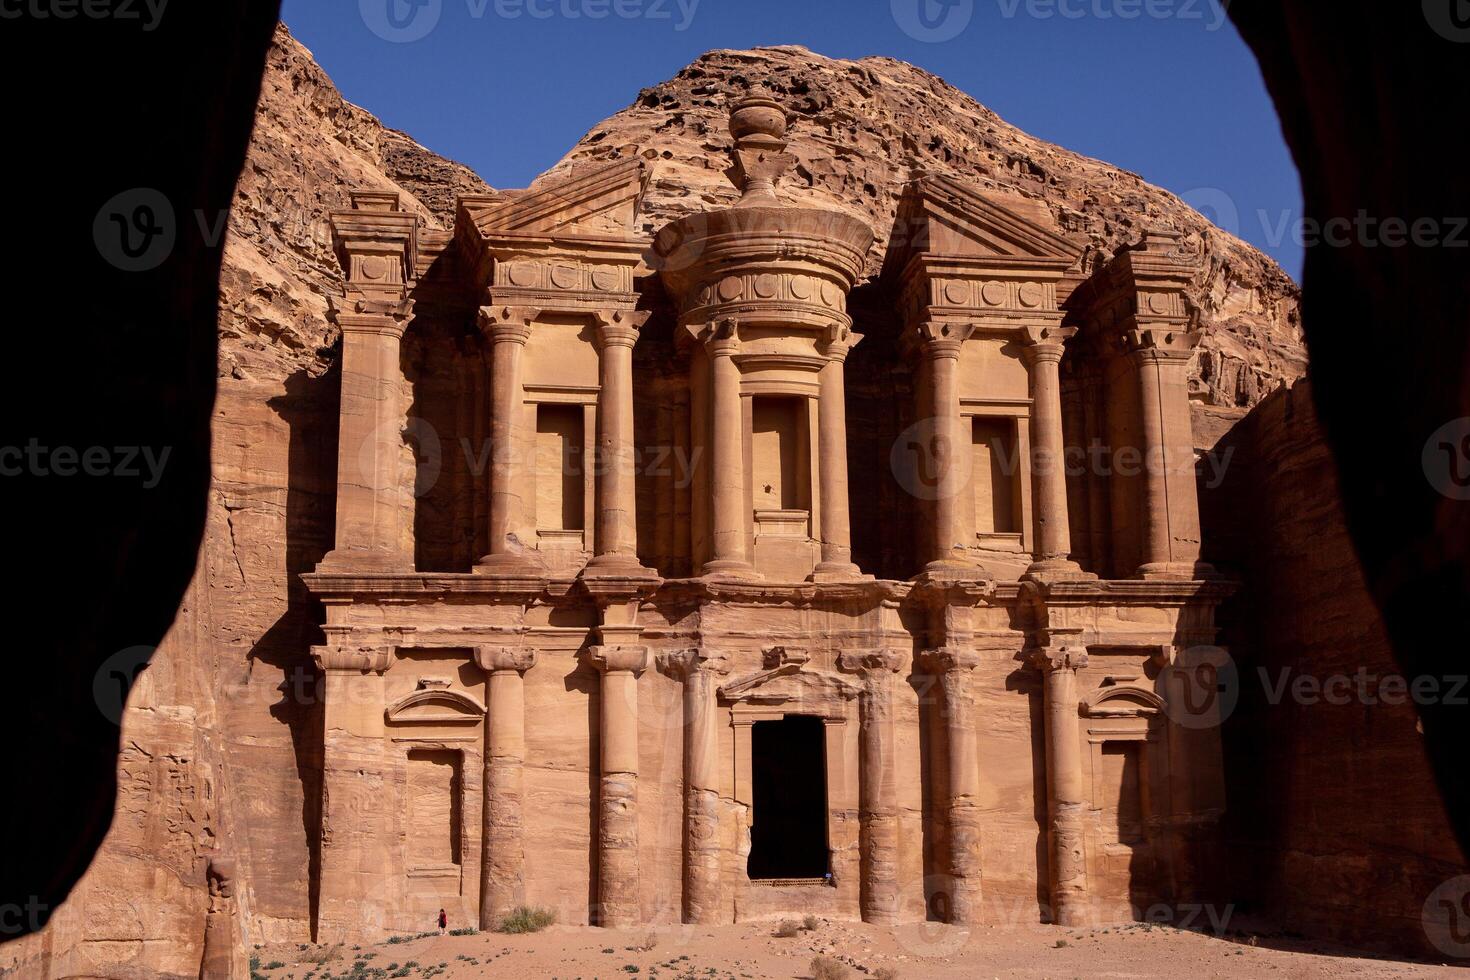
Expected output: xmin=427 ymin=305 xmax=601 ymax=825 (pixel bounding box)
xmin=497 ymin=906 xmax=557 ymax=934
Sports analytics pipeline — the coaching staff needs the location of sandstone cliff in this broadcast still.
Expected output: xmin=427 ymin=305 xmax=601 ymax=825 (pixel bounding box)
xmin=1203 ymin=380 xmax=1465 ymax=957
xmin=5 ymin=25 xmax=1305 ymax=979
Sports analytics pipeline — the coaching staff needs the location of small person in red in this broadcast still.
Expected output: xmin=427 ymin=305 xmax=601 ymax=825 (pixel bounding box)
xmin=437 ymin=908 xmax=447 ymax=936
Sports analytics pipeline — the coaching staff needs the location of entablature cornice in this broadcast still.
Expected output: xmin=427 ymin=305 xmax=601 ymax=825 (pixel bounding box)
xmin=331 ymin=191 xmax=420 ymax=292
xmin=1062 ymin=229 xmax=1203 ymax=351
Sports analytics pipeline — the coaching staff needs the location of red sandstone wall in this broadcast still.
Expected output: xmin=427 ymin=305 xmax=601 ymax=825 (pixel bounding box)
xmin=1204 ymin=378 xmax=1465 ymax=956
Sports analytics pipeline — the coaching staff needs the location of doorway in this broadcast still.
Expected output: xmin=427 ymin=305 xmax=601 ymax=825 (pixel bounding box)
xmin=747 ymin=715 xmax=830 ymax=879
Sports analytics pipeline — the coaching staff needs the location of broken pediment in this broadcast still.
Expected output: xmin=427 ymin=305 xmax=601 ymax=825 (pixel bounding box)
xmin=461 ymin=159 xmax=648 ymax=243
xmin=385 ymin=681 xmax=487 ymax=725
xmin=720 ymin=664 xmax=861 ymax=712
xmin=882 ymin=173 xmax=1084 ymax=281
xmin=1082 ymin=682 xmax=1166 ymax=719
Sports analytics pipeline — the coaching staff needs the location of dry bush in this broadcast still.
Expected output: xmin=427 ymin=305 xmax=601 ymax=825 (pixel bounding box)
xmin=811 ymin=955 xmax=851 ymax=980
xmin=802 ymin=914 xmax=820 ymax=931
xmin=873 ymin=969 xmax=899 ymax=980
xmin=775 ymin=920 xmax=802 ymax=938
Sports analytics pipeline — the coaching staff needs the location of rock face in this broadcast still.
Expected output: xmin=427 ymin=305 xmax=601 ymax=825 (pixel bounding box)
xmin=1203 ymin=380 xmax=1465 ymax=958
xmin=4 ymin=26 xmax=1314 ymax=980
xmin=549 ymin=45 xmax=1304 ymax=424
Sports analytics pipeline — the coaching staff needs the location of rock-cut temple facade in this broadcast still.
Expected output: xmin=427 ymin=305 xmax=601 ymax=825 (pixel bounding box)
xmin=304 ymin=96 xmax=1235 ymax=939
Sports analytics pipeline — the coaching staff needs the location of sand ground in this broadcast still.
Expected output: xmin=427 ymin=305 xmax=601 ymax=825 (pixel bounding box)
xmin=252 ymin=917 xmax=1468 ymax=979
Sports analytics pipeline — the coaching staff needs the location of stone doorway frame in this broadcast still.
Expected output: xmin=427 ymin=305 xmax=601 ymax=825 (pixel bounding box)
xmin=720 ymin=650 xmax=862 ymax=920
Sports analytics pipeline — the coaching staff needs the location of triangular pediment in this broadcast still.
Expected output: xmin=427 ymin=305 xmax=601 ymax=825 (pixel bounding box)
xmin=462 ymin=159 xmax=647 ymax=241
xmin=883 ymin=174 xmax=1083 ymax=281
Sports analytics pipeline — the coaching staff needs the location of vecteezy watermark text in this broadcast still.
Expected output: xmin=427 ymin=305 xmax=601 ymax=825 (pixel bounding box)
xmin=0 ymin=440 xmax=171 ymax=488
xmin=360 ymin=0 xmax=700 ymax=43
xmin=0 ymin=0 xmax=168 ymax=30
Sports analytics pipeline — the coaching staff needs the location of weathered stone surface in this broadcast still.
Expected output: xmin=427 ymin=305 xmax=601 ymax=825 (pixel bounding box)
xmin=1204 ymin=379 xmax=1466 ymax=958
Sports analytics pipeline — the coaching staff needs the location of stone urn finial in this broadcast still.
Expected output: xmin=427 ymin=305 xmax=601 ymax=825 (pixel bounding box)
xmin=726 ymin=94 xmax=796 ymax=207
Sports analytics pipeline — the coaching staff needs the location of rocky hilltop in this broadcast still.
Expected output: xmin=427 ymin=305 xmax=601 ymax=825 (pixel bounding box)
xmin=549 ymin=45 xmax=1304 ymax=434
xmin=6 ymin=25 xmax=1303 ymax=980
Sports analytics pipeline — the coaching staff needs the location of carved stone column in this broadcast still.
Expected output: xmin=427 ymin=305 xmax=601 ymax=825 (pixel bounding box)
xmin=702 ymin=320 xmax=757 ymax=578
xmin=475 ymin=645 xmax=536 ymax=927
xmin=1129 ymin=329 xmax=1208 ymax=579
xmin=1039 ymin=645 xmax=1089 ymax=926
xmin=813 ymin=328 xmax=865 ymax=581
xmin=476 ymin=305 xmax=540 ymax=572
xmin=1020 ymin=325 xmax=1085 ymax=579
xmin=589 ymin=310 xmax=654 ymax=574
xmin=659 ymin=649 xmax=731 ymax=924
xmin=916 ymin=322 xmax=975 ymax=575
xmin=840 ymin=648 xmax=907 ymax=924
xmin=312 ymin=642 xmax=395 ymax=942
xmin=319 ymin=191 xmax=418 ymax=573
xmin=591 ymin=644 xmax=648 ymax=926
xmin=920 ymin=647 xmax=984 ymax=924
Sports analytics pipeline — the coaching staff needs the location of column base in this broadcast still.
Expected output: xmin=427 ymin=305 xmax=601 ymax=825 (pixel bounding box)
xmin=1023 ymin=558 xmax=1098 ymax=583
xmin=315 ymin=548 xmax=414 ymax=575
xmin=1136 ymin=560 xmax=1218 ymax=581
xmin=584 ymin=552 xmax=659 ymax=578
xmin=915 ymin=558 xmax=985 ymax=585
xmin=810 ymin=561 xmax=872 ymax=583
xmin=473 ymin=551 xmax=547 ymax=576
xmin=701 ymin=558 xmax=762 ymax=581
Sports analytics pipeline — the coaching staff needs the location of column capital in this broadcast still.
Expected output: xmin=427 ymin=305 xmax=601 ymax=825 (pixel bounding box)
xmin=330 ymin=295 xmax=416 ymax=337
xmin=1125 ymin=323 xmax=1201 ymax=360
xmin=590 ymin=645 xmax=649 ymax=675
xmin=477 ymin=305 xmax=539 ymax=345
xmin=593 ymin=308 xmax=652 ymax=349
xmin=690 ymin=316 xmax=741 ymax=357
xmin=311 ymin=644 xmax=394 ymax=675
xmin=838 ymin=648 xmax=909 ymax=676
xmin=656 ymin=648 xmax=732 ymax=680
xmin=475 ymin=646 xmax=537 ymax=675
xmin=1033 ymin=644 xmax=1089 ymax=673
xmin=1017 ymin=322 xmax=1075 ymax=364
xmin=914 ymin=320 xmax=972 ymax=359
xmin=918 ymin=647 xmax=982 ymax=674
xmin=819 ymin=323 xmax=864 ymax=362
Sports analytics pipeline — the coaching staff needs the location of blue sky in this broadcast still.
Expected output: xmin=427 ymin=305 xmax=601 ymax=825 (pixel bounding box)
xmin=283 ymin=0 xmax=1302 ymax=278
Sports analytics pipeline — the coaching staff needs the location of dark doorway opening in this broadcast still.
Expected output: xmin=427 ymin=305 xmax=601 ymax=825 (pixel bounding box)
xmin=748 ymin=715 xmax=830 ymax=880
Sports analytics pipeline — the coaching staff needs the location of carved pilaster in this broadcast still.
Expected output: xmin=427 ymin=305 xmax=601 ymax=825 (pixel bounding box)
xmin=839 ymin=648 xmax=908 ymax=924
xmin=475 ymin=645 xmax=537 ymax=927
xmin=318 ymin=190 xmax=420 ymax=575
xmin=1035 ymin=644 xmax=1089 ymax=926
xmin=590 ymin=644 xmax=648 ymax=926
xmin=475 ymin=306 xmax=542 ymax=573
xmin=918 ymin=647 xmax=984 ymax=923
xmin=658 ymin=649 xmax=732 ymax=924
xmin=588 ymin=309 xmax=656 ymax=575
